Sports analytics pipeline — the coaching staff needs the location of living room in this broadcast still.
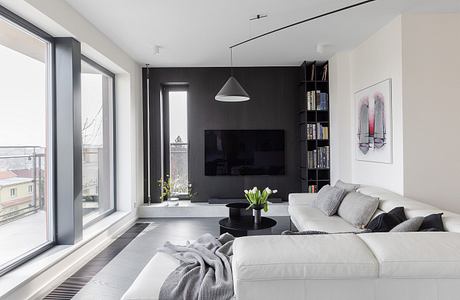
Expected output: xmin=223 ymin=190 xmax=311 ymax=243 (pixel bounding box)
xmin=0 ymin=0 xmax=460 ymax=299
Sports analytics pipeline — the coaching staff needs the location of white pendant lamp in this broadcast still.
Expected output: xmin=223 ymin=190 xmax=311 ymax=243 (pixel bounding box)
xmin=215 ymin=48 xmax=250 ymax=102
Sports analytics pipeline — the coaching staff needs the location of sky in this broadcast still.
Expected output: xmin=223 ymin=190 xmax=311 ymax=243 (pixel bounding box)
xmin=81 ymin=72 xmax=104 ymax=147
xmin=0 ymin=41 xmax=104 ymax=148
xmin=0 ymin=43 xmax=46 ymax=147
xmin=169 ymin=91 xmax=188 ymax=143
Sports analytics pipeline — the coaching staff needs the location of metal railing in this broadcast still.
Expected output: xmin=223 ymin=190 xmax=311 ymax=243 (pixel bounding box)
xmin=0 ymin=146 xmax=46 ymax=225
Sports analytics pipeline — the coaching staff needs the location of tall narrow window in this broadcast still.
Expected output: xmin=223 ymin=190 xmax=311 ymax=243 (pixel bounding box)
xmin=167 ymin=90 xmax=188 ymax=195
xmin=81 ymin=58 xmax=115 ymax=225
xmin=0 ymin=15 xmax=53 ymax=272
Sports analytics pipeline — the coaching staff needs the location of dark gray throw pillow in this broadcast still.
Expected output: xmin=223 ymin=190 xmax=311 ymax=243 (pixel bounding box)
xmin=314 ymin=185 xmax=347 ymax=216
xmin=390 ymin=217 xmax=424 ymax=232
xmin=335 ymin=180 xmax=360 ymax=192
xmin=338 ymin=191 xmax=379 ymax=228
xmin=419 ymin=213 xmax=445 ymax=231
xmin=367 ymin=207 xmax=407 ymax=232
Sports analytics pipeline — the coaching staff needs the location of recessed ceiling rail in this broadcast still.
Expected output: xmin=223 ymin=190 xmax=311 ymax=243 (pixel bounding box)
xmin=230 ymin=0 xmax=378 ymax=49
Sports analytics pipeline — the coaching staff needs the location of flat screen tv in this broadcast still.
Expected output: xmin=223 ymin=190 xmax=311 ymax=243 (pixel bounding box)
xmin=205 ymin=130 xmax=285 ymax=176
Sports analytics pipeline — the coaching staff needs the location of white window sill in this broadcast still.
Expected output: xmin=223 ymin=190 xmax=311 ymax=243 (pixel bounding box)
xmin=0 ymin=210 xmax=132 ymax=298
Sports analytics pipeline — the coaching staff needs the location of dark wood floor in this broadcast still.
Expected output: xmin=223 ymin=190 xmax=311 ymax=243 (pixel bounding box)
xmin=67 ymin=217 xmax=290 ymax=299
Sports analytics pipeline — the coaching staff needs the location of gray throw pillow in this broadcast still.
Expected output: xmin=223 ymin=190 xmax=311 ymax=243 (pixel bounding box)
xmin=314 ymin=185 xmax=347 ymax=216
xmin=335 ymin=180 xmax=360 ymax=192
xmin=338 ymin=192 xmax=379 ymax=228
xmin=390 ymin=217 xmax=424 ymax=232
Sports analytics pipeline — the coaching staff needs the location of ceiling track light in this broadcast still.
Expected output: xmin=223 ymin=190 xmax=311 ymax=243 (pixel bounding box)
xmin=215 ymin=0 xmax=378 ymax=103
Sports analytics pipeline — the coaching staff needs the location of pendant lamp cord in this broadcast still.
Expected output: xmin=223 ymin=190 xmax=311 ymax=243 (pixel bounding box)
xmin=230 ymin=48 xmax=233 ymax=76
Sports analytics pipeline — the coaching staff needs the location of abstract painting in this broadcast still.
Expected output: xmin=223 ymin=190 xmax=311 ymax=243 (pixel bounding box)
xmin=355 ymin=79 xmax=392 ymax=163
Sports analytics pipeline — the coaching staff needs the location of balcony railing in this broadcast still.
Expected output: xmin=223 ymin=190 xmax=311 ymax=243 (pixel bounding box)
xmin=0 ymin=146 xmax=46 ymax=225
xmin=169 ymin=142 xmax=189 ymax=195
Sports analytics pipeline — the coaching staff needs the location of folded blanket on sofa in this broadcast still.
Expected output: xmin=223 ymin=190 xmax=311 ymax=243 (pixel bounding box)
xmin=158 ymin=233 xmax=235 ymax=300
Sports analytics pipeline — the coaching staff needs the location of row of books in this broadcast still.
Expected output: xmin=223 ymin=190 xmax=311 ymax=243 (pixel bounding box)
xmin=307 ymin=185 xmax=318 ymax=193
xmin=308 ymin=63 xmax=328 ymax=81
xmin=305 ymin=90 xmax=329 ymax=111
xmin=306 ymin=123 xmax=329 ymax=140
xmin=307 ymin=146 xmax=330 ymax=169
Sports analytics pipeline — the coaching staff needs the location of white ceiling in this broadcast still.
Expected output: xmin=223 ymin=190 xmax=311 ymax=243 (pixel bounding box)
xmin=64 ymin=0 xmax=460 ymax=67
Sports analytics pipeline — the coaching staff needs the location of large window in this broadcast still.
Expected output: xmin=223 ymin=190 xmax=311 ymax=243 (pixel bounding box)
xmin=81 ymin=58 xmax=115 ymax=225
xmin=0 ymin=14 xmax=53 ymax=273
xmin=165 ymin=89 xmax=189 ymax=195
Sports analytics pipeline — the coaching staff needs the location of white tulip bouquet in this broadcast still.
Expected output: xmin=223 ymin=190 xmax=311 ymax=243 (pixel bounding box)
xmin=244 ymin=187 xmax=278 ymax=212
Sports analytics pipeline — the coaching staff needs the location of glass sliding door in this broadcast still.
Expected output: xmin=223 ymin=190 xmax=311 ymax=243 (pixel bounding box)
xmin=81 ymin=58 xmax=115 ymax=225
xmin=0 ymin=14 xmax=53 ymax=273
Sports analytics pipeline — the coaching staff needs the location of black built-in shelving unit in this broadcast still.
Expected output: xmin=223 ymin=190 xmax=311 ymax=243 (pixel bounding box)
xmin=299 ymin=61 xmax=330 ymax=193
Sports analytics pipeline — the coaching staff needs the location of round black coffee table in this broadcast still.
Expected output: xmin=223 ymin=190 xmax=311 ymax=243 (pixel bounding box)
xmin=219 ymin=216 xmax=277 ymax=237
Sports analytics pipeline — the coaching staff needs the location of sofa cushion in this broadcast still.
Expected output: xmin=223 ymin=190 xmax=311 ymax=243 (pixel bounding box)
xmin=419 ymin=213 xmax=445 ymax=231
xmin=367 ymin=207 xmax=407 ymax=232
xmin=390 ymin=217 xmax=424 ymax=232
xmin=357 ymin=186 xmax=436 ymax=213
xmin=359 ymin=232 xmax=460 ymax=278
xmin=314 ymin=185 xmax=347 ymax=216
xmin=442 ymin=214 xmax=460 ymax=233
xmin=288 ymin=193 xmax=316 ymax=207
xmin=338 ymin=192 xmax=379 ymax=228
xmin=289 ymin=205 xmax=361 ymax=233
xmin=232 ymin=234 xmax=378 ymax=281
xmin=335 ymin=180 xmax=360 ymax=192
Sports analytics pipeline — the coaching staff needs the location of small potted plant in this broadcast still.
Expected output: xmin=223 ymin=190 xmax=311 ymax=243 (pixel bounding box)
xmin=158 ymin=175 xmax=179 ymax=206
xmin=244 ymin=187 xmax=277 ymax=224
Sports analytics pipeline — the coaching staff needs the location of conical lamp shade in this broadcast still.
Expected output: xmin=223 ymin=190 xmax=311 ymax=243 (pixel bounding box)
xmin=215 ymin=76 xmax=250 ymax=102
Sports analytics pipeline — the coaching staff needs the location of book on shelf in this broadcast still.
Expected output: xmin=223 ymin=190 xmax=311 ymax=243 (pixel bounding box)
xmin=305 ymin=90 xmax=328 ymax=111
xmin=321 ymin=64 xmax=328 ymax=81
xmin=306 ymin=123 xmax=316 ymax=140
xmin=307 ymin=146 xmax=330 ymax=169
xmin=317 ymin=92 xmax=329 ymax=111
xmin=306 ymin=123 xmax=328 ymax=140
xmin=307 ymin=149 xmax=317 ymax=168
xmin=308 ymin=185 xmax=318 ymax=193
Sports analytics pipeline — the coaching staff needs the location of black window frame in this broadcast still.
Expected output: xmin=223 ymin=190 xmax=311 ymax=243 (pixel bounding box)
xmin=0 ymin=4 xmax=56 ymax=276
xmin=80 ymin=55 xmax=117 ymax=228
xmin=161 ymin=85 xmax=190 ymax=199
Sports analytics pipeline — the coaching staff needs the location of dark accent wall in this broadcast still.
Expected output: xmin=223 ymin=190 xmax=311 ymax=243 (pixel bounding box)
xmin=145 ymin=67 xmax=300 ymax=202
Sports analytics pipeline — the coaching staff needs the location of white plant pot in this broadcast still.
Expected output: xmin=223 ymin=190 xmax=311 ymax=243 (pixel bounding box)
xmin=167 ymin=197 xmax=180 ymax=207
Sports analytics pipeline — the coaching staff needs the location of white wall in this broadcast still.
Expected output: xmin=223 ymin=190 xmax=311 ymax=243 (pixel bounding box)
xmin=0 ymin=0 xmax=143 ymax=297
xmin=0 ymin=0 xmax=143 ymax=211
xmin=402 ymin=13 xmax=460 ymax=212
xmin=329 ymin=16 xmax=404 ymax=194
xmin=330 ymin=13 xmax=460 ymax=213
xmin=329 ymin=51 xmax=352 ymax=184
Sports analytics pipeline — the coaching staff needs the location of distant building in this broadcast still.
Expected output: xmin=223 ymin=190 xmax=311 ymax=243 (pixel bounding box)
xmin=0 ymin=170 xmax=34 ymax=222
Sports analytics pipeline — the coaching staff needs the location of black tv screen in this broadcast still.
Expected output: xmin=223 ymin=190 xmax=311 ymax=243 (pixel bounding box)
xmin=205 ymin=130 xmax=285 ymax=176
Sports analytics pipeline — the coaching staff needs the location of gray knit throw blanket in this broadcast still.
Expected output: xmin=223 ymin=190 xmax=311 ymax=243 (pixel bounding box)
xmin=158 ymin=233 xmax=235 ymax=300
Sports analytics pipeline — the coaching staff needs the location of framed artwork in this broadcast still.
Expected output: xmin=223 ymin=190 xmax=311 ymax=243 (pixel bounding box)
xmin=354 ymin=79 xmax=392 ymax=163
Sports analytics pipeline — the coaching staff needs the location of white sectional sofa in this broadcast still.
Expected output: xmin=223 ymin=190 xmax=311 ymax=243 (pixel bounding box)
xmin=123 ymin=185 xmax=460 ymax=300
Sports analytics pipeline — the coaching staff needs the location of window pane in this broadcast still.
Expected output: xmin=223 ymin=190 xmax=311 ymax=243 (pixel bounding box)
xmin=0 ymin=17 xmax=51 ymax=269
xmin=168 ymin=91 xmax=188 ymax=195
xmin=81 ymin=60 xmax=114 ymax=225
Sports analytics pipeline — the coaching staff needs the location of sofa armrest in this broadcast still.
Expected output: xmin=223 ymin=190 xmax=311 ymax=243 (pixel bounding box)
xmin=288 ymin=193 xmax=316 ymax=207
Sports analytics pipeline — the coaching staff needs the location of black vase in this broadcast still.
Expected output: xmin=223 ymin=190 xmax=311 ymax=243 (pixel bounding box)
xmin=253 ymin=205 xmax=263 ymax=224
